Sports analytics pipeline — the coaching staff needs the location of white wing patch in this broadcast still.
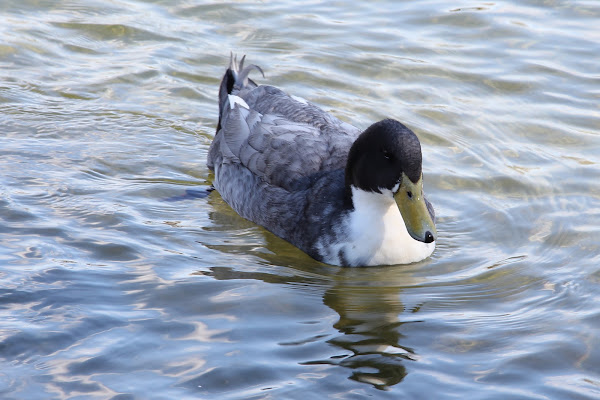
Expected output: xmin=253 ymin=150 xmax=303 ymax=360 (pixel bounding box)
xmin=228 ymin=94 xmax=249 ymax=110
xmin=291 ymin=95 xmax=308 ymax=105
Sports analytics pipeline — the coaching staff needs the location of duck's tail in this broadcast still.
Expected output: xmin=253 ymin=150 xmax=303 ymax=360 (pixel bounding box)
xmin=216 ymin=53 xmax=264 ymax=132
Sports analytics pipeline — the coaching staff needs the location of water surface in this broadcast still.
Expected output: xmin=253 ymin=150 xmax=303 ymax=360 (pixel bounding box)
xmin=1 ymin=1 xmax=599 ymax=399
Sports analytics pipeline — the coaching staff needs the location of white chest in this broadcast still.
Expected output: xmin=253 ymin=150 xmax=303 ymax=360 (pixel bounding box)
xmin=329 ymin=187 xmax=435 ymax=266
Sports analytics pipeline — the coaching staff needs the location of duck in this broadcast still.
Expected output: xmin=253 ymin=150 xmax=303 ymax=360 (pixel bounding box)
xmin=207 ymin=55 xmax=436 ymax=267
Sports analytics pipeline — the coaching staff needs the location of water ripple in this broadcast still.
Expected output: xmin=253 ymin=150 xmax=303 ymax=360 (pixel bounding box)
xmin=0 ymin=0 xmax=599 ymax=398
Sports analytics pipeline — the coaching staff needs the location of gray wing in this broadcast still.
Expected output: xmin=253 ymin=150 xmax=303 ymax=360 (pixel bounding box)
xmin=211 ymin=85 xmax=361 ymax=192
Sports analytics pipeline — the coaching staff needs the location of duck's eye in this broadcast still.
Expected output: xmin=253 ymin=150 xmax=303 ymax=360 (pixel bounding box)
xmin=407 ymin=191 xmax=413 ymax=199
xmin=382 ymin=150 xmax=391 ymax=159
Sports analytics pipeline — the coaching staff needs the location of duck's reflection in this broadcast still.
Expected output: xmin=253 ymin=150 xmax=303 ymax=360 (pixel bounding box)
xmin=307 ymin=270 xmax=416 ymax=389
xmin=200 ymin=264 xmax=417 ymax=389
xmin=199 ymin=192 xmax=423 ymax=389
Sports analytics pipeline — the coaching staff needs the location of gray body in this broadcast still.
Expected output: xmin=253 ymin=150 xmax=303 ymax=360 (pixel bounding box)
xmin=207 ymin=56 xmax=437 ymax=266
xmin=208 ymin=83 xmax=359 ymax=263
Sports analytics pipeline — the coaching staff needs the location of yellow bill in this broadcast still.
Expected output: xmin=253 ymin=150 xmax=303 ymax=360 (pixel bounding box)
xmin=394 ymin=173 xmax=437 ymax=243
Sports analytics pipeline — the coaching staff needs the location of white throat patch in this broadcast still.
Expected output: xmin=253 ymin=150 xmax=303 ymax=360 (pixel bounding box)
xmin=337 ymin=186 xmax=435 ymax=266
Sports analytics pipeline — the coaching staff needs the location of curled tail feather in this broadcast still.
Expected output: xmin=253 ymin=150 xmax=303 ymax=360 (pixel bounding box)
xmin=234 ymin=55 xmax=265 ymax=90
xmin=216 ymin=54 xmax=264 ymax=133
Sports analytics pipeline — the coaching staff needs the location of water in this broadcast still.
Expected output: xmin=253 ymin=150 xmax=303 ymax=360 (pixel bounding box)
xmin=1 ymin=0 xmax=599 ymax=398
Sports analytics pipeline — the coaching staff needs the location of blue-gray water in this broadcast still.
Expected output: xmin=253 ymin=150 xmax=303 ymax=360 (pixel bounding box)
xmin=1 ymin=1 xmax=599 ymax=399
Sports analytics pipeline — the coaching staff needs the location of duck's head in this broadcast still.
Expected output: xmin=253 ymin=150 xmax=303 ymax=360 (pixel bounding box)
xmin=345 ymin=119 xmax=437 ymax=244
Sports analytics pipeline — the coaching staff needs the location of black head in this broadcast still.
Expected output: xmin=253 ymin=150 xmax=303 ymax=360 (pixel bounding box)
xmin=345 ymin=119 xmax=422 ymax=194
xmin=344 ymin=119 xmax=436 ymax=243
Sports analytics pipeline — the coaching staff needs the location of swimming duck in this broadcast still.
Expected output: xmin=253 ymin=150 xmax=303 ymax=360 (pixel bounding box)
xmin=207 ymin=55 xmax=436 ymax=266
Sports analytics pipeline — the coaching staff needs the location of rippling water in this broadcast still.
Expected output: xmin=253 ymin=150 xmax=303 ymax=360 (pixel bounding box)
xmin=1 ymin=1 xmax=599 ymax=398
